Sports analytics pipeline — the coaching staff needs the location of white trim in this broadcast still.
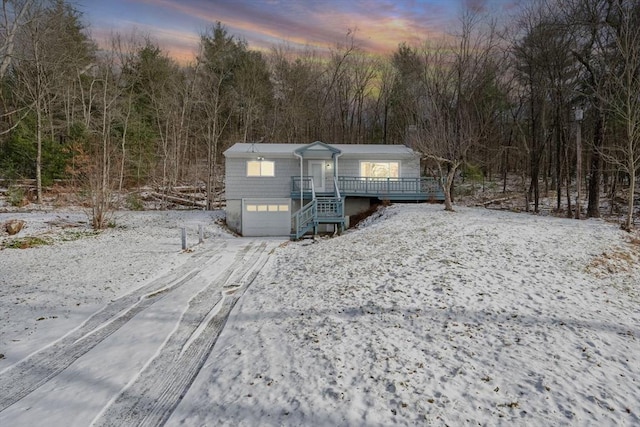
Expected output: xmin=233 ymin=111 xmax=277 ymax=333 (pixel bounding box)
xmin=246 ymin=160 xmax=275 ymax=177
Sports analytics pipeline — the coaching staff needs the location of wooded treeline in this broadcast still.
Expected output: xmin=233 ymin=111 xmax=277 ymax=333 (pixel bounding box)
xmin=1 ymin=0 xmax=638 ymax=229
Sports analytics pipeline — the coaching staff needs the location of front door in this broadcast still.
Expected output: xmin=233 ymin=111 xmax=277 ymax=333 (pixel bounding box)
xmin=308 ymin=160 xmax=325 ymax=193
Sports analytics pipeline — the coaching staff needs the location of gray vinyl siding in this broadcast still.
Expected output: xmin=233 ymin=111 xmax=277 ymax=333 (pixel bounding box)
xmin=337 ymin=158 xmax=359 ymax=177
xmin=402 ymin=157 xmax=420 ymax=177
xmin=225 ymin=157 xmax=299 ymax=199
xmin=224 ymin=150 xmax=421 ymax=200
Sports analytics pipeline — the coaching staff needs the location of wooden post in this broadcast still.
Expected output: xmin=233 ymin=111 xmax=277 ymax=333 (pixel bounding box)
xmin=198 ymin=225 xmax=204 ymax=244
xmin=181 ymin=227 xmax=187 ymax=250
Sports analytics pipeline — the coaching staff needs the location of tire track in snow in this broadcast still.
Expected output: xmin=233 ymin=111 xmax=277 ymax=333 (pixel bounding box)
xmin=91 ymin=242 xmax=269 ymax=427
xmin=0 ymin=241 xmax=228 ymax=412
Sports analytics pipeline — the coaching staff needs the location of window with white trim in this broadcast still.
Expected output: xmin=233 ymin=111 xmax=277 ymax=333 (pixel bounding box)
xmin=360 ymin=161 xmax=400 ymax=178
xmin=247 ymin=160 xmax=275 ymax=177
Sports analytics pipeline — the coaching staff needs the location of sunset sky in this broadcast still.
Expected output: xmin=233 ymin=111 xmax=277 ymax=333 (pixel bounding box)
xmin=79 ymin=0 xmax=522 ymax=62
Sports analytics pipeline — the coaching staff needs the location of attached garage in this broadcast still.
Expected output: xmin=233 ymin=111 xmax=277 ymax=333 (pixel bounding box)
xmin=241 ymin=198 xmax=291 ymax=237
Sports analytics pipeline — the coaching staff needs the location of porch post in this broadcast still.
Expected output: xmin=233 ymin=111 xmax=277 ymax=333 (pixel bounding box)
xmin=333 ymin=154 xmax=337 ymax=179
xmin=294 ymin=151 xmax=304 ymax=209
xmin=299 ymin=154 xmax=303 ymax=207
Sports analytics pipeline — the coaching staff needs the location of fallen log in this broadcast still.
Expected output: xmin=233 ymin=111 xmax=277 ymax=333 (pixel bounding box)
xmin=148 ymin=192 xmax=206 ymax=208
xmin=479 ymin=196 xmax=513 ymax=207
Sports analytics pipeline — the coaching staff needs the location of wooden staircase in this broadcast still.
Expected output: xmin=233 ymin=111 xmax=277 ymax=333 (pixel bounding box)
xmin=291 ymin=178 xmax=345 ymax=240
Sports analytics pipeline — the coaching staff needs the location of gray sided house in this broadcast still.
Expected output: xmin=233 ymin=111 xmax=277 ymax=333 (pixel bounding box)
xmin=224 ymin=141 xmax=443 ymax=238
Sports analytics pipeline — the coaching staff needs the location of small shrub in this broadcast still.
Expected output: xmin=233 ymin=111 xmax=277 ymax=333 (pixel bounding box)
xmin=455 ymin=186 xmax=476 ymax=197
xmin=126 ymin=193 xmax=144 ymax=211
xmin=3 ymin=236 xmax=52 ymax=249
xmin=6 ymin=186 xmax=26 ymax=207
xmin=461 ymin=163 xmax=484 ymax=183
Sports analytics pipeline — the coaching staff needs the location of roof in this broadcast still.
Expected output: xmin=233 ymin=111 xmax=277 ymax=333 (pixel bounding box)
xmin=294 ymin=141 xmax=341 ymax=156
xmin=223 ymin=142 xmax=418 ymax=158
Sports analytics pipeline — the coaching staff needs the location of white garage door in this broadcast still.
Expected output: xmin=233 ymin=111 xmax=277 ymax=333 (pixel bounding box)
xmin=242 ymin=198 xmax=291 ymax=237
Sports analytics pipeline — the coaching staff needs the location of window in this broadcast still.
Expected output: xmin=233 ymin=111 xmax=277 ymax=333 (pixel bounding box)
xmin=245 ymin=203 xmax=290 ymax=212
xmin=247 ymin=160 xmax=275 ymax=177
xmin=360 ymin=161 xmax=400 ymax=178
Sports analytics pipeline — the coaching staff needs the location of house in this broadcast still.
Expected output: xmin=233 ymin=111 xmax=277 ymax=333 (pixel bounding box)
xmin=223 ymin=141 xmax=443 ymax=238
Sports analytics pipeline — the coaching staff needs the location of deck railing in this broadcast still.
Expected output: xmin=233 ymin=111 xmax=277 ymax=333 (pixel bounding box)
xmin=316 ymin=197 xmax=344 ymax=220
xmin=291 ymin=199 xmax=317 ymax=240
xmin=291 ymin=178 xmax=316 ymax=239
xmin=337 ymin=176 xmax=429 ymax=196
xmin=418 ymin=177 xmax=442 ymax=198
xmin=292 ymin=176 xmax=443 ymax=200
xmin=333 ymin=176 xmax=342 ymax=199
xmin=291 ymin=176 xmax=314 ymax=195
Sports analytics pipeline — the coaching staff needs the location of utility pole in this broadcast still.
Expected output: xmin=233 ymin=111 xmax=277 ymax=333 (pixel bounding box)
xmin=574 ymin=107 xmax=583 ymax=219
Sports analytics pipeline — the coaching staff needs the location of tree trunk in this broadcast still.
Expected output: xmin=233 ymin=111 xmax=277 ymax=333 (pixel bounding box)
xmin=555 ymin=118 xmax=562 ymax=210
xmin=442 ymin=164 xmax=458 ymax=212
xmin=623 ymin=141 xmax=636 ymax=231
xmin=119 ymin=91 xmax=134 ymax=192
xmin=587 ymin=110 xmax=604 ymax=218
xmin=530 ymin=159 xmax=540 ymax=213
xmin=0 ymin=0 xmax=33 ymax=80
xmin=35 ymin=101 xmax=43 ymax=203
xmin=565 ymin=157 xmax=572 ymax=218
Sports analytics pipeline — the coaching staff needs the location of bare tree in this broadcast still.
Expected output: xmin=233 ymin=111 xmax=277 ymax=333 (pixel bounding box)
xmin=72 ymin=34 xmax=129 ymax=228
xmin=563 ymin=0 xmax=611 ymax=218
xmin=405 ymin=9 xmax=503 ymax=211
xmin=0 ymin=0 xmax=33 ymax=80
xmin=596 ymin=0 xmax=640 ymax=230
xmin=234 ymin=49 xmax=272 ymax=143
xmin=513 ymin=2 xmax=558 ymax=213
xmin=196 ymin=23 xmax=242 ymax=210
xmin=268 ymin=44 xmax=323 ymax=142
xmin=11 ymin=0 xmax=92 ymax=202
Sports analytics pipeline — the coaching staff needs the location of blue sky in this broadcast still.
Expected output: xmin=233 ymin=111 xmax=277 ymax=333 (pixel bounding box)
xmin=78 ymin=0 xmax=522 ymax=62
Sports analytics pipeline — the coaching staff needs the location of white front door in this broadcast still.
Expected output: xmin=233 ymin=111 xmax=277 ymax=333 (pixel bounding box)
xmin=308 ymin=160 xmax=325 ymax=193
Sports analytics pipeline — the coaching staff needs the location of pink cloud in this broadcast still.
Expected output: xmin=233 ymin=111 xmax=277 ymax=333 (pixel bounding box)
xmin=133 ymin=0 xmax=455 ymax=55
xmin=86 ymin=0 xmax=521 ymax=62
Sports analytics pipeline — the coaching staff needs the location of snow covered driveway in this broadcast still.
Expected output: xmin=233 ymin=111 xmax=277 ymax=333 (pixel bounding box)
xmin=0 ymin=210 xmax=281 ymax=426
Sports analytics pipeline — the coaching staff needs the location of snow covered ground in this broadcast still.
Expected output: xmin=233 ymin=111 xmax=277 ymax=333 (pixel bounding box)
xmin=1 ymin=204 xmax=639 ymax=426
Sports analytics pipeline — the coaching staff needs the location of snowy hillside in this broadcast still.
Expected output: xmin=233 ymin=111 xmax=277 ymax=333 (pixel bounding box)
xmin=1 ymin=204 xmax=639 ymax=426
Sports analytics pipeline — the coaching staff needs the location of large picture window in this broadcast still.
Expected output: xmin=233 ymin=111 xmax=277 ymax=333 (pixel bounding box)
xmin=360 ymin=161 xmax=399 ymax=178
xmin=247 ymin=160 xmax=275 ymax=177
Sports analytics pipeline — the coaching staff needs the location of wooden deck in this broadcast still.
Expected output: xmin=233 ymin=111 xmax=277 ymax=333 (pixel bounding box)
xmin=290 ymin=175 xmax=442 ymax=239
xmin=291 ymin=176 xmax=444 ymax=201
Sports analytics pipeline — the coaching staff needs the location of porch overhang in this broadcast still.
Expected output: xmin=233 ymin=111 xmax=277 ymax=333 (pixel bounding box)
xmin=294 ymin=141 xmax=342 ymax=159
